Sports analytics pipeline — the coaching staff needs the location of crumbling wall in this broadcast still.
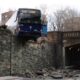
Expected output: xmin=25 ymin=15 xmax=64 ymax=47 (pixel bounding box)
xmin=11 ymin=39 xmax=54 ymax=76
xmin=0 ymin=28 xmax=54 ymax=76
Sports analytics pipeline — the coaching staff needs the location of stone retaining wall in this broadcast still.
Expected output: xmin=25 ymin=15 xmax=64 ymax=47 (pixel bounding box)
xmin=0 ymin=28 xmax=54 ymax=76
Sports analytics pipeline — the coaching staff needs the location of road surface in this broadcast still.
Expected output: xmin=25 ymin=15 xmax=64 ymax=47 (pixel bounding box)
xmin=0 ymin=76 xmax=79 ymax=80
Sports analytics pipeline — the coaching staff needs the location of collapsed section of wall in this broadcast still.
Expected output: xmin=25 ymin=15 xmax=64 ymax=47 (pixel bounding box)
xmin=0 ymin=28 xmax=54 ymax=76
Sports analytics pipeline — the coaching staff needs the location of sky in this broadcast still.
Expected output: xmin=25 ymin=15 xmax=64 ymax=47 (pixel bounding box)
xmin=0 ymin=0 xmax=80 ymax=13
xmin=0 ymin=0 xmax=80 ymax=21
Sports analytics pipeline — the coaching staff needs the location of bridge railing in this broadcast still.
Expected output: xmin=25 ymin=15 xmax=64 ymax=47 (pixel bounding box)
xmin=63 ymin=31 xmax=80 ymax=39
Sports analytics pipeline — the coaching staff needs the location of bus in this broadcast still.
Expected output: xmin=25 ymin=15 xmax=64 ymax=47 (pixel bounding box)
xmin=15 ymin=8 xmax=47 ymax=41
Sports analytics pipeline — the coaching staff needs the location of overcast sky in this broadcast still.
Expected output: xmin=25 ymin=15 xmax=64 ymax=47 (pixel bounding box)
xmin=0 ymin=0 xmax=80 ymax=13
xmin=0 ymin=0 xmax=80 ymax=21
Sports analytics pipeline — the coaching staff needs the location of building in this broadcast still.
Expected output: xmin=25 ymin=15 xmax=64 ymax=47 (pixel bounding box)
xmin=1 ymin=10 xmax=14 ymax=25
xmin=63 ymin=17 xmax=80 ymax=31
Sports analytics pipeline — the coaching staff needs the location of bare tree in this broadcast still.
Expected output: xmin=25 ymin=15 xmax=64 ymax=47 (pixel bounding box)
xmin=54 ymin=8 xmax=80 ymax=31
xmin=38 ymin=4 xmax=48 ymax=23
xmin=48 ymin=14 xmax=56 ymax=31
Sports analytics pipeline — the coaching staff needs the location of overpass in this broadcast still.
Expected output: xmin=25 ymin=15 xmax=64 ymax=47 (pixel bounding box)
xmin=48 ymin=31 xmax=80 ymax=46
xmin=48 ymin=31 xmax=80 ymax=69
